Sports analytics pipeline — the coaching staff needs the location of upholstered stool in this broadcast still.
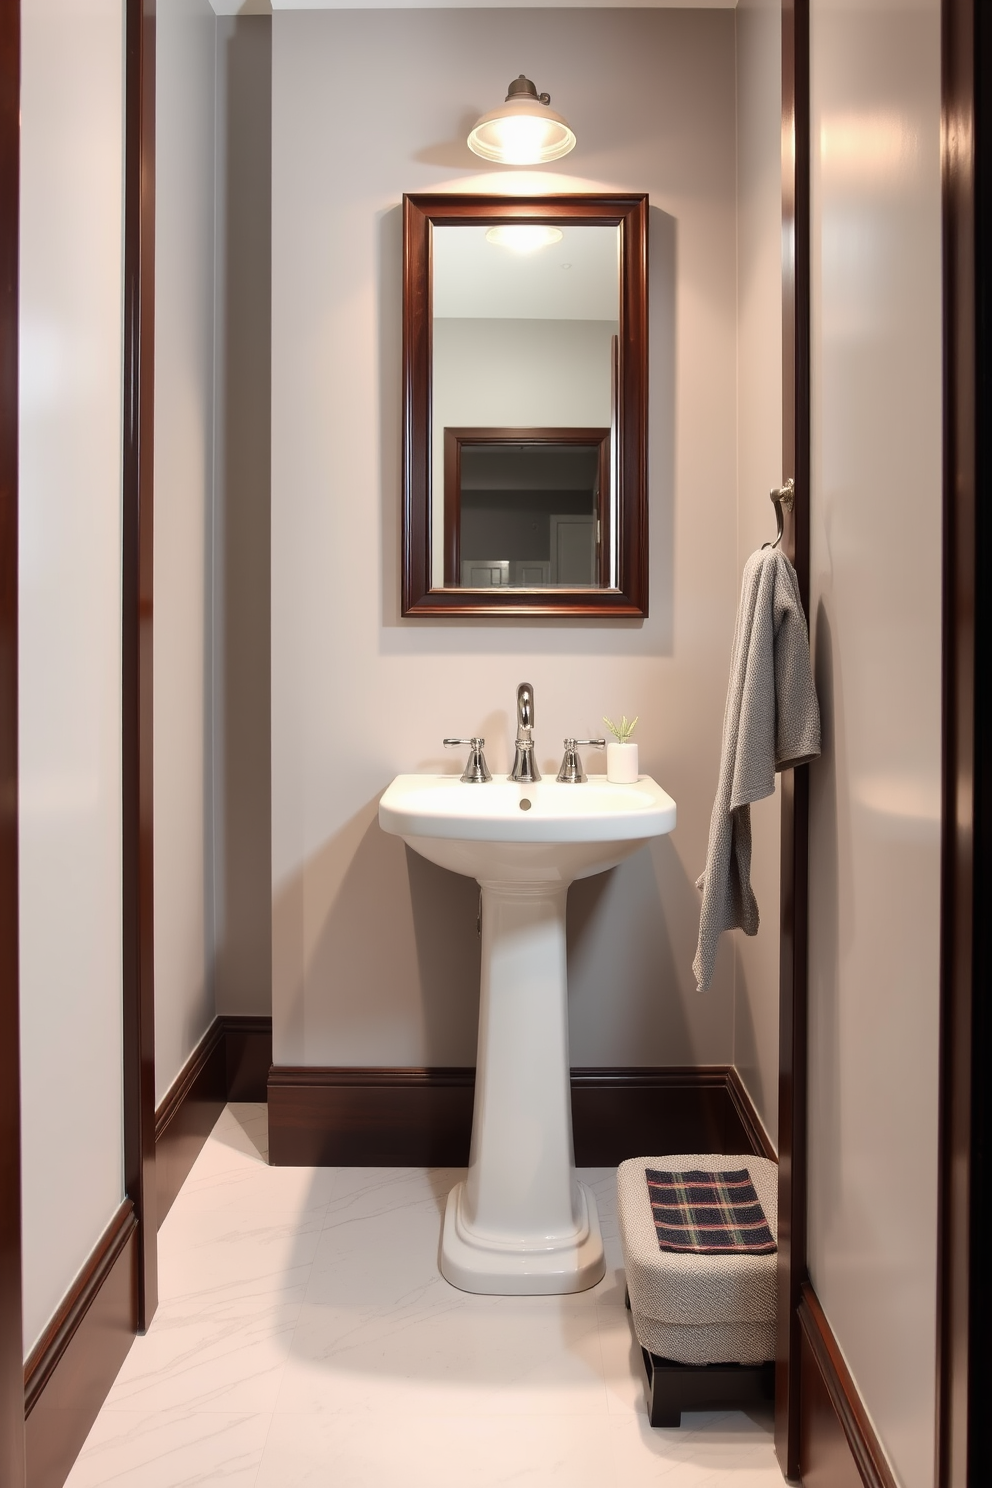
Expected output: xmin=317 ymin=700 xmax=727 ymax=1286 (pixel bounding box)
xmin=617 ymin=1153 xmax=778 ymax=1426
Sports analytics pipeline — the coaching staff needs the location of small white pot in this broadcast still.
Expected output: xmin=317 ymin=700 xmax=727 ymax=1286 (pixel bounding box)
xmin=606 ymin=741 xmax=639 ymax=783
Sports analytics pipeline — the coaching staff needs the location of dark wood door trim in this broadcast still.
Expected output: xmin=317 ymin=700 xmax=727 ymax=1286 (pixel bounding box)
xmin=937 ymin=0 xmax=985 ymax=1482
xmin=0 ymin=1 xmax=24 ymax=1482
xmin=23 ymin=1202 xmax=138 ymax=1488
xmin=775 ymin=0 xmax=811 ymax=1477
xmin=798 ymin=1282 xmax=899 ymax=1488
xmin=122 ymin=0 xmax=158 ymax=1332
xmin=23 ymin=1202 xmax=137 ymax=1419
xmin=155 ymin=1015 xmax=273 ymax=1225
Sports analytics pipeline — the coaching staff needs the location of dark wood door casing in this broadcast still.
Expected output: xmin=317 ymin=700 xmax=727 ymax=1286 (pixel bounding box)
xmin=937 ymin=0 xmax=985 ymax=1482
xmin=778 ymin=1 xmax=986 ymax=1482
xmin=0 ymin=0 xmax=24 ymax=1481
xmin=775 ymin=0 xmax=811 ymax=1478
xmin=122 ymin=0 xmax=158 ymax=1331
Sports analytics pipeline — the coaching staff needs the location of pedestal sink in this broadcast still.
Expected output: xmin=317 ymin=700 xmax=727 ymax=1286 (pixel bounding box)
xmin=378 ymin=773 xmax=677 ymax=1295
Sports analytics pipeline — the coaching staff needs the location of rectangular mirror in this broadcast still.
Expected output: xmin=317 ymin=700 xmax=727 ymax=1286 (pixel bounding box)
xmin=402 ymin=194 xmax=648 ymax=617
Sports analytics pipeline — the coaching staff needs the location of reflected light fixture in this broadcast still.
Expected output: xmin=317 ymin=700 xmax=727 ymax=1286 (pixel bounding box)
xmin=485 ymin=223 xmax=563 ymax=252
xmin=467 ymin=75 xmax=576 ymax=165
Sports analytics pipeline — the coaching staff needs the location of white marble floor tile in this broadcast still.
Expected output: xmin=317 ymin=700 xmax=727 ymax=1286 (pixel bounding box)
xmin=65 ymin=1108 xmax=784 ymax=1487
xmin=157 ymin=1164 xmax=332 ymax=1303
xmin=174 ymin=1150 xmax=333 ymax=1217
xmin=306 ymin=1165 xmax=464 ymax=1308
xmin=276 ymin=1291 xmax=610 ymax=1417
xmin=103 ymin=1286 xmax=302 ymax=1415
xmin=596 ymin=1301 xmax=651 ymax=1416
xmin=255 ymin=1410 xmax=618 ymax=1488
xmin=608 ymin=1409 xmax=782 ymax=1486
xmin=62 ymin=1407 xmax=271 ymax=1488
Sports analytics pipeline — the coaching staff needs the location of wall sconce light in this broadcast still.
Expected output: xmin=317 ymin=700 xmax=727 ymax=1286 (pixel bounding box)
xmin=467 ymin=75 xmax=576 ymax=166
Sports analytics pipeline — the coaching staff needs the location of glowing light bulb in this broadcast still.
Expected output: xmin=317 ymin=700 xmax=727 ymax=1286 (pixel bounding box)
xmin=485 ymin=224 xmax=563 ymax=253
xmin=467 ymin=75 xmax=576 ymax=166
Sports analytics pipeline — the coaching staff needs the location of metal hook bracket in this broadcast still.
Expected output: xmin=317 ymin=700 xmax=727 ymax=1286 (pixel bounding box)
xmin=762 ymin=478 xmax=795 ymax=549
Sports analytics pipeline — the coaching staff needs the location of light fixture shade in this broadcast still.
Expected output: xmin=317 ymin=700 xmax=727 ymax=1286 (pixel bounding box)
xmin=468 ymin=75 xmax=576 ymax=165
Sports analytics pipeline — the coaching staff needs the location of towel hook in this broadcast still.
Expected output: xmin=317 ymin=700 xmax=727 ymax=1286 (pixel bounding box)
xmin=763 ymin=478 xmax=795 ymax=549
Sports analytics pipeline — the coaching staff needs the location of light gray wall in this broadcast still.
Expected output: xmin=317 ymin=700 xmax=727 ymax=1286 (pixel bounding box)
xmin=155 ymin=8 xmax=273 ymax=1082
xmin=270 ymin=7 xmax=741 ymax=1069
xmin=733 ymin=0 xmax=783 ymax=1146
xmin=17 ymin=0 xmax=125 ymax=1354
xmin=806 ymin=0 xmax=943 ymax=1482
xmin=154 ymin=0 xmax=218 ymax=1105
xmin=211 ymin=15 xmax=274 ymax=1019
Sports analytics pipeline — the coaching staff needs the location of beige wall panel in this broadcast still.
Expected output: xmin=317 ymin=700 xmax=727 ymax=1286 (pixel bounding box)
xmin=154 ymin=0 xmax=217 ymax=1104
xmin=18 ymin=0 xmax=126 ymax=1353
xmin=733 ymin=0 xmax=784 ymax=1148
xmin=212 ymin=15 xmax=274 ymax=1019
xmin=270 ymin=8 xmax=741 ymax=1068
xmin=806 ymin=0 xmax=943 ymax=1483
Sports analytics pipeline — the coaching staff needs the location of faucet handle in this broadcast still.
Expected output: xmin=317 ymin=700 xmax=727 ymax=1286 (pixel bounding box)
xmin=556 ymin=737 xmax=606 ymax=785
xmin=444 ymin=737 xmax=493 ymax=784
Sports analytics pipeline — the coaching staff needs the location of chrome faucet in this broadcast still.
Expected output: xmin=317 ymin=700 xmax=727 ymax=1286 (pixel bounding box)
xmin=444 ymin=737 xmax=492 ymax=783
xmin=509 ymin=683 xmax=541 ymax=784
xmin=556 ymin=737 xmax=606 ymax=784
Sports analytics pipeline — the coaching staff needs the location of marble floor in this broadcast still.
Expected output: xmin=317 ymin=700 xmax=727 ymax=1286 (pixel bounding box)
xmin=65 ymin=1104 xmax=785 ymax=1487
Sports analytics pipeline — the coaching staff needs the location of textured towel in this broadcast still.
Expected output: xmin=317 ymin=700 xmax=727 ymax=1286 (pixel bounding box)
xmin=646 ymin=1168 xmax=777 ymax=1255
xmin=694 ymin=546 xmax=820 ymax=990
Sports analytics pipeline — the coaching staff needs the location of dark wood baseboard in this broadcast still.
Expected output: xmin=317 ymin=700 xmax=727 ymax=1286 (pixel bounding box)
xmin=268 ymin=1066 xmax=474 ymax=1166
xmin=268 ymin=1064 xmax=775 ymax=1168
xmin=23 ymin=1201 xmax=138 ymax=1488
xmin=798 ymin=1281 xmax=898 ymax=1488
xmin=224 ymin=1015 xmax=273 ymax=1102
xmin=155 ymin=1014 xmax=273 ymax=1224
xmin=21 ymin=1015 xmax=274 ymax=1488
xmin=155 ymin=1023 xmax=227 ymax=1223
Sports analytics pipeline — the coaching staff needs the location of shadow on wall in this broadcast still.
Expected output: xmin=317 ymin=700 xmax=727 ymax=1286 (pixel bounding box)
xmin=272 ymin=797 xmax=481 ymax=1067
xmin=411 ymin=110 xmax=484 ymax=170
xmin=808 ymin=600 xmax=843 ymax=1220
xmin=566 ymin=832 xmax=723 ymax=1068
xmin=731 ymin=956 xmax=769 ymax=1133
xmin=273 ymin=793 xmax=732 ymax=1071
xmin=376 ymin=198 xmax=677 ymax=656
xmin=213 ymin=14 xmax=273 ymax=1017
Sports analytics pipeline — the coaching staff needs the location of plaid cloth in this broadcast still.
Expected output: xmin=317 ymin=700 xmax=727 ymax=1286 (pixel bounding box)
xmin=645 ymin=1168 xmax=776 ymax=1255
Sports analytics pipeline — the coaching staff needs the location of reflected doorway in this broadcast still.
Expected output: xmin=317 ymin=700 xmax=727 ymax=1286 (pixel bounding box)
xmin=443 ymin=427 xmax=611 ymax=588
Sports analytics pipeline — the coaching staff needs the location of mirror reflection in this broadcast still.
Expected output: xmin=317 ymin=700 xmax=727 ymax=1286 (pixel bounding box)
xmin=431 ymin=224 xmax=620 ymax=590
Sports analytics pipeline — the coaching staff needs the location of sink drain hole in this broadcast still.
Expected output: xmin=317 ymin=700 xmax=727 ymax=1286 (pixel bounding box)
xmin=519 ymin=798 xmax=532 ymax=811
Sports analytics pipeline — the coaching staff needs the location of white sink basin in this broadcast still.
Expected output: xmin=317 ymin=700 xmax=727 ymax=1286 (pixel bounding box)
xmin=378 ymin=771 xmax=677 ymax=1298
xmin=379 ymin=774 xmax=676 ymax=884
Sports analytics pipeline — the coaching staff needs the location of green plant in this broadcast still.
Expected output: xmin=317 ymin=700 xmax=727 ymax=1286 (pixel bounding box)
xmin=603 ymin=714 xmax=638 ymax=744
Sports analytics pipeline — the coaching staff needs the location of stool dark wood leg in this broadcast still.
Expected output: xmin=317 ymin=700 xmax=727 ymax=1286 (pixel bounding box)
xmin=637 ymin=1344 xmax=775 ymax=1429
xmin=642 ymin=1348 xmax=682 ymax=1426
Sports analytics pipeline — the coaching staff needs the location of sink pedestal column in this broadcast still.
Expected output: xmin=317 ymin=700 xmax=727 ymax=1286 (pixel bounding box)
xmin=440 ymin=880 xmax=605 ymax=1295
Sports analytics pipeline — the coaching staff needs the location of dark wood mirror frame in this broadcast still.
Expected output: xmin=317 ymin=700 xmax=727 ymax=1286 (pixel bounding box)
xmin=402 ymin=193 xmax=648 ymax=618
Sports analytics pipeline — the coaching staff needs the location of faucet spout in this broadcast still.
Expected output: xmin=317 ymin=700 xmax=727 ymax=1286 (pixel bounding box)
xmin=510 ymin=683 xmax=541 ymax=783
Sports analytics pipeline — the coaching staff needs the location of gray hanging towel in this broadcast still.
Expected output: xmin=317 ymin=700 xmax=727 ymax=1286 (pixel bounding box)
xmin=693 ymin=547 xmax=820 ymax=991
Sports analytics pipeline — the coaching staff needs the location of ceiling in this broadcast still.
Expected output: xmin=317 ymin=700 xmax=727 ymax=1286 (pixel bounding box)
xmin=211 ymin=1 xmax=735 ymax=13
